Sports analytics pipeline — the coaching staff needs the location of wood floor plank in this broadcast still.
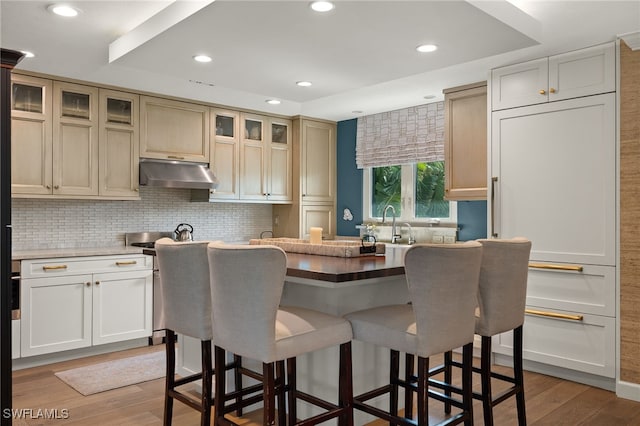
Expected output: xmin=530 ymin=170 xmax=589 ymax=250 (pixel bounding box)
xmin=11 ymin=345 xmax=640 ymax=425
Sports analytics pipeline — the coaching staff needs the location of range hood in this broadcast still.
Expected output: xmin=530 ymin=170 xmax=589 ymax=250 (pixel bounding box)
xmin=139 ymin=158 xmax=218 ymax=190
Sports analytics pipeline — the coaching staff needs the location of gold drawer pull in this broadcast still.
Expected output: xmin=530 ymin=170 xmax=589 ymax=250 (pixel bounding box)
xmin=42 ymin=265 xmax=67 ymax=271
xmin=167 ymin=155 xmax=185 ymax=160
xmin=116 ymin=260 xmax=137 ymax=266
xmin=525 ymin=308 xmax=584 ymax=321
xmin=529 ymin=262 xmax=583 ymax=272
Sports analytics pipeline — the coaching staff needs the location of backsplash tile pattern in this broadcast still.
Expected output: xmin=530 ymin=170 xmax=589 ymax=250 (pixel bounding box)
xmin=12 ymin=187 xmax=272 ymax=250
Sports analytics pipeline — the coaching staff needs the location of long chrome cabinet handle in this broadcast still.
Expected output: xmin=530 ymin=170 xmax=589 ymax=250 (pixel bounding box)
xmin=116 ymin=260 xmax=137 ymax=266
xmin=42 ymin=265 xmax=67 ymax=271
xmin=528 ymin=262 xmax=584 ymax=272
xmin=525 ymin=308 xmax=584 ymax=322
xmin=491 ymin=177 xmax=498 ymax=238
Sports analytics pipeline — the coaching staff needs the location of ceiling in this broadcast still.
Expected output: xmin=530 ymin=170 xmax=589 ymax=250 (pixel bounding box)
xmin=1 ymin=1 xmax=639 ymax=121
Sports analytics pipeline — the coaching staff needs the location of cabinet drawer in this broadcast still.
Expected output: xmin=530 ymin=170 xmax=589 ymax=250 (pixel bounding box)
xmin=21 ymin=255 xmax=152 ymax=278
xmin=494 ymin=308 xmax=615 ymax=378
xmin=527 ymin=263 xmax=615 ymax=317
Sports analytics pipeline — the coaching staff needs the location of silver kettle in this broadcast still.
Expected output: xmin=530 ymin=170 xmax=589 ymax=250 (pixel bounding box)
xmin=174 ymin=223 xmax=194 ymax=241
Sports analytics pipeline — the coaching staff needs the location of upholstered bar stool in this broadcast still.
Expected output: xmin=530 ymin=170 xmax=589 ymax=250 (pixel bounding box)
xmin=207 ymin=243 xmax=354 ymax=426
xmin=437 ymin=237 xmax=532 ymax=426
xmin=345 ymin=242 xmax=483 ymax=426
xmin=155 ymin=238 xmax=261 ymax=426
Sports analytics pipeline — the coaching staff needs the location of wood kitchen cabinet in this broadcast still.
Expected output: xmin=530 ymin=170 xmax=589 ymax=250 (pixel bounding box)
xmin=140 ymin=95 xmax=209 ymax=162
xmin=491 ymin=42 xmax=615 ymax=111
xmin=11 ymin=74 xmax=53 ymax=195
xmin=20 ymin=255 xmax=152 ymax=357
xmin=99 ymin=89 xmax=140 ymax=198
xmin=208 ymin=108 xmax=240 ymax=200
xmin=11 ymin=77 xmax=101 ymax=197
xmin=53 ymin=81 xmax=100 ymax=196
xmin=239 ymin=113 xmax=292 ymax=203
xmin=443 ymin=82 xmax=487 ymax=200
xmin=11 ymin=75 xmax=140 ymax=200
xmin=273 ymin=118 xmax=336 ymax=239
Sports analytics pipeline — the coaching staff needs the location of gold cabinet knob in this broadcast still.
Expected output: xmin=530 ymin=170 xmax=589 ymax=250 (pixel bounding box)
xmin=86 ymin=282 xmax=91 ymax=287
xmin=95 ymin=281 xmax=100 ymax=285
xmin=134 ymin=188 xmax=139 ymax=192
xmin=54 ymin=185 xmax=59 ymax=189
xmin=539 ymin=89 xmax=546 ymax=95
xmin=549 ymin=88 xmax=556 ymax=94
xmin=46 ymin=185 xmax=51 ymax=189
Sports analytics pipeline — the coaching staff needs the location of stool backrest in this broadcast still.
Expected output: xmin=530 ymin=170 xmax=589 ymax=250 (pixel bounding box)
xmin=207 ymin=243 xmax=287 ymax=360
xmin=155 ymin=238 xmax=217 ymax=340
xmin=475 ymin=238 xmax=532 ymax=336
xmin=404 ymin=242 xmax=483 ymax=357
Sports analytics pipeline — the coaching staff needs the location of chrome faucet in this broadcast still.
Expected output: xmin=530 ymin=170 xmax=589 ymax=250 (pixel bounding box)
xmin=403 ymin=222 xmax=416 ymax=245
xmin=382 ymin=205 xmax=401 ymax=244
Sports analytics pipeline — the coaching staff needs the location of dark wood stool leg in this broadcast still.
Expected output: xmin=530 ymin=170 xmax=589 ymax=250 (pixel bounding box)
xmin=481 ymin=336 xmax=494 ymax=426
xmin=444 ymin=350 xmax=453 ymax=414
xmin=404 ymin=353 xmax=414 ymax=421
xmin=164 ymin=329 xmax=176 ymax=426
xmin=417 ymin=356 xmax=429 ymax=425
xmin=514 ymin=326 xmax=527 ymax=426
xmin=462 ymin=343 xmax=474 ymax=426
xmin=287 ymin=358 xmax=297 ymax=425
xmin=234 ymin=354 xmax=243 ymax=416
xmin=214 ymin=346 xmax=227 ymax=425
xmin=276 ymin=360 xmax=286 ymax=426
xmin=201 ymin=340 xmax=213 ymax=426
xmin=389 ymin=349 xmax=400 ymax=423
xmin=338 ymin=342 xmax=354 ymax=426
xmin=263 ymin=362 xmax=276 ymax=426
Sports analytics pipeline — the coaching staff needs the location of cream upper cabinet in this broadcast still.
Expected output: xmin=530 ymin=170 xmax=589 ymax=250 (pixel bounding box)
xmin=443 ymin=82 xmax=487 ymax=201
xmin=140 ymin=96 xmax=209 ymax=162
xmin=99 ymin=89 xmax=140 ymax=198
xmin=11 ymin=75 xmax=53 ymax=195
xmin=239 ymin=113 xmax=292 ymax=203
xmin=491 ymin=42 xmax=615 ymax=111
xmin=272 ymin=118 xmax=336 ymax=239
xmin=53 ymin=81 xmax=100 ymax=196
xmin=209 ymin=108 xmax=240 ymax=200
xmin=300 ymin=119 xmax=336 ymax=203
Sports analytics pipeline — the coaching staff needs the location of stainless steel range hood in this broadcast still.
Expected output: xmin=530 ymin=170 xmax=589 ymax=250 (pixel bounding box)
xmin=139 ymin=158 xmax=218 ymax=190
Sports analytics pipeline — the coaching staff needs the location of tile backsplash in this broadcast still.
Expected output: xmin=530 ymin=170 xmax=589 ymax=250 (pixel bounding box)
xmin=12 ymin=187 xmax=272 ymax=250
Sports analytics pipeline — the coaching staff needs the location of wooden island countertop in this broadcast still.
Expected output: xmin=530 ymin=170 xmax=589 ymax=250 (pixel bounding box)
xmin=285 ymin=248 xmax=406 ymax=283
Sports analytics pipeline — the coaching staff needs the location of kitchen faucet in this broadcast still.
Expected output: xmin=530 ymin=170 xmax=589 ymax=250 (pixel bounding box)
xmin=382 ymin=205 xmax=401 ymax=244
xmin=403 ymin=222 xmax=416 ymax=245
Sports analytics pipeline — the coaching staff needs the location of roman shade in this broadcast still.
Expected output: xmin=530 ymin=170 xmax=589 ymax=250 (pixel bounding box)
xmin=355 ymin=101 xmax=445 ymax=169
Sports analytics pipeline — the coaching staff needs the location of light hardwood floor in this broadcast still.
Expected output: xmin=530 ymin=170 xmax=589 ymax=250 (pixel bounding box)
xmin=11 ymin=344 xmax=640 ymax=425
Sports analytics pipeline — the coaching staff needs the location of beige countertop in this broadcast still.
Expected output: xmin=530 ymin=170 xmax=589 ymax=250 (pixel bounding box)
xmin=13 ymin=246 xmax=144 ymax=261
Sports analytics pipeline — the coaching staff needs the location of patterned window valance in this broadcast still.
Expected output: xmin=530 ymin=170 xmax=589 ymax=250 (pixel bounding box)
xmin=355 ymin=102 xmax=445 ymax=169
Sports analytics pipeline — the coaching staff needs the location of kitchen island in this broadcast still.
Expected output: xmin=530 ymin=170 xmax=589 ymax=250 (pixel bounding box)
xmin=179 ymin=247 xmax=411 ymax=424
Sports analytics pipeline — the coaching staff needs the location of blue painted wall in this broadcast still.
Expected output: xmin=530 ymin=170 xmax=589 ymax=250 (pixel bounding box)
xmin=336 ymin=119 xmax=362 ymax=236
xmin=335 ymin=118 xmax=488 ymax=240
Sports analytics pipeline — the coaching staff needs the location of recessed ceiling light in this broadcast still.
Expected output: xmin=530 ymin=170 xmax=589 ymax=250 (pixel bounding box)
xmin=310 ymin=1 xmax=335 ymax=12
xmin=296 ymin=81 xmax=312 ymax=87
xmin=416 ymin=44 xmax=438 ymax=53
xmin=193 ymin=55 xmax=212 ymax=63
xmin=48 ymin=4 xmax=79 ymax=17
xmin=423 ymin=95 xmax=436 ymax=100
xmin=266 ymin=99 xmax=281 ymax=105
xmin=20 ymin=51 xmax=35 ymax=58
xmin=352 ymin=110 xmax=363 ymax=114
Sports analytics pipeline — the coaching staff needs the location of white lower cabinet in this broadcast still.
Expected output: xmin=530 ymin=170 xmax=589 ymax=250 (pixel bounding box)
xmin=495 ymin=308 xmax=615 ymax=378
xmin=20 ymin=255 xmax=152 ymax=357
xmin=12 ymin=320 xmax=20 ymax=359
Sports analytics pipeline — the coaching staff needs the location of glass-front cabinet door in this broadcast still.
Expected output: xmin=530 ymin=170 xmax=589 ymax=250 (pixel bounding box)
xmin=210 ymin=109 xmax=240 ymax=200
xmin=240 ymin=113 xmax=267 ymax=200
xmin=53 ymin=81 xmax=99 ymax=196
xmin=267 ymin=118 xmax=292 ymax=202
xmin=99 ymin=89 xmax=140 ymax=198
xmin=11 ymin=75 xmax=54 ymax=195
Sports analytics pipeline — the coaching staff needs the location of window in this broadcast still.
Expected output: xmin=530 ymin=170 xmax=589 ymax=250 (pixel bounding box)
xmin=364 ymin=161 xmax=456 ymax=223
